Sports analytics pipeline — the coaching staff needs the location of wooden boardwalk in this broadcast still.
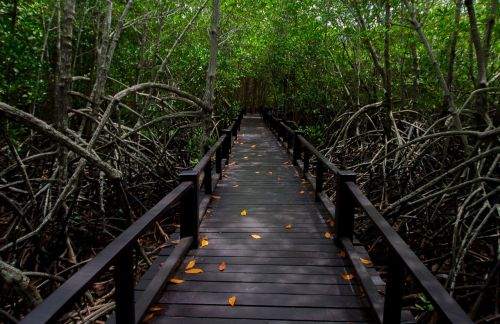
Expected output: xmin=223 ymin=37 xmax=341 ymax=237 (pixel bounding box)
xmin=150 ymin=115 xmax=377 ymax=323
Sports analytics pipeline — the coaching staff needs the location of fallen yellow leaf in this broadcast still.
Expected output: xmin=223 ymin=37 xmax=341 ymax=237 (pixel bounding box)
xmin=324 ymin=231 xmax=332 ymax=239
xmin=218 ymin=261 xmax=226 ymax=271
xmin=169 ymin=278 xmax=185 ymax=284
xmin=251 ymin=144 xmax=256 ymax=148
xmin=341 ymin=273 xmax=354 ymax=280
xmin=240 ymin=209 xmax=247 ymax=216
xmin=255 ymin=171 xmax=260 ymax=174
xmin=268 ymin=171 xmax=273 ymax=175
xmin=360 ymin=257 xmax=372 ymax=266
xmin=300 ymin=179 xmax=307 ymax=184
xmin=149 ymin=306 xmax=162 ymax=312
xmin=212 ymin=195 xmax=221 ymax=200
xmin=243 ymin=156 xmax=249 ymax=159
xmin=200 ymin=238 xmax=209 ymax=248
xmin=299 ymin=190 xmax=305 ymax=194
xmin=144 ymin=313 xmax=155 ymax=321
xmin=326 ymin=218 xmax=335 ymax=227
xmin=232 ymin=184 xmax=240 ymax=188
xmin=250 ymin=234 xmax=262 ymax=239
xmin=285 ymin=224 xmax=292 ymax=229
xmin=186 ymin=259 xmax=196 ymax=270
xmin=185 ymin=268 xmax=203 ymax=274
xmin=228 ymin=296 xmax=236 ymax=306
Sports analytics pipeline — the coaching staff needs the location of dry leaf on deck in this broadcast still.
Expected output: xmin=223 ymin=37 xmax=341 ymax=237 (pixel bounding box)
xmin=200 ymin=238 xmax=209 ymax=248
xmin=243 ymin=156 xmax=249 ymax=159
xmin=341 ymin=273 xmax=354 ymax=280
xmin=324 ymin=231 xmax=332 ymax=239
xmin=149 ymin=306 xmax=162 ymax=312
xmin=169 ymin=278 xmax=185 ymax=284
xmin=326 ymin=218 xmax=334 ymax=227
xmin=228 ymin=296 xmax=236 ymax=306
xmin=232 ymin=184 xmax=240 ymax=188
xmin=299 ymin=190 xmax=305 ymax=194
xmin=268 ymin=171 xmax=273 ymax=175
xmin=185 ymin=268 xmax=203 ymax=274
xmin=186 ymin=259 xmax=196 ymax=270
xmin=339 ymin=250 xmax=346 ymax=258
xmin=218 ymin=261 xmax=226 ymax=271
xmin=285 ymin=224 xmax=292 ymax=229
xmin=251 ymin=144 xmax=256 ymax=148
xmin=143 ymin=313 xmax=155 ymax=321
xmin=360 ymin=257 xmax=372 ymax=266
xmin=212 ymin=195 xmax=221 ymax=200
xmin=240 ymin=209 xmax=247 ymax=216
xmin=250 ymin=234 xmax=261 ymax=240
xmin=255 ymin=171 xmax=260 ymax=174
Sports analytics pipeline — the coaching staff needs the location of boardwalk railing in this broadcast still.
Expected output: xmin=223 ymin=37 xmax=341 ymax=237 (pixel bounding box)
xmin=261 ymin=109 xmax=472 ymax=324
xmin=20 ymin=111 xmax=244 ymax=324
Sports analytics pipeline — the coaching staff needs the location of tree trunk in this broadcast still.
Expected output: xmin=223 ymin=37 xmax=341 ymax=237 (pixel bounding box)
xmin=443 ymin=0 xmax=463 ymax=115
xmin=55 ymin=0 xmax=76 ymax=189
xmin=464 ymin=0 xmax=497 ymax=117
xmin=383 ymin=0 xmax=392 ymax=138
xmin=201 ymin=0 xmax=220 ymax=151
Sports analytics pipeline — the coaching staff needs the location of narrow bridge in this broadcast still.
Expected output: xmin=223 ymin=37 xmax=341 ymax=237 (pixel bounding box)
xmin=21 ymin=113 xmax=472 ymax=323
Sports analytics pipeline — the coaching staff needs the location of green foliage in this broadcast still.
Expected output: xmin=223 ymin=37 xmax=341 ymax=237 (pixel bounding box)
xmin=415 ymin=293 xmax=434 ymax=312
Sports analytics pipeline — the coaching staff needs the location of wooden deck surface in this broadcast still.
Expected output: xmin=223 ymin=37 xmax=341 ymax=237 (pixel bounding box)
xmin=150 ymin=115 xmax=377 ymax=323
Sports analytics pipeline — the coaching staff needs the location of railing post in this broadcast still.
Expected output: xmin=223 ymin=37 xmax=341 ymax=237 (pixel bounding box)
xmin=315 ymin=162 xmax=324 ymax=202
xmin=276 ymin=118 xmax=283 ymax=140
xmin=216 ymin=146 xmax=222 ymax=179
xmin=383 ymin=249 xmax=405 ymax=324
xmin=334 ymin=170 xmax=357 ymax=245
xmin=114 ymin=249 xmax=135 ymax=324
xmin=180 ymin=171 xmax=199 ymax=248
xmin=223 ymin=129 xmax=232 ymax=165
xmin=232 ymin=117 xmax=238 ymax=139
xmin=204 ymin=155 xmax=212 ymax=194
xmin=303 ymin=149 xmax=310 ymax=175
xmin=293 ymin=131 xmax=303 ymax=166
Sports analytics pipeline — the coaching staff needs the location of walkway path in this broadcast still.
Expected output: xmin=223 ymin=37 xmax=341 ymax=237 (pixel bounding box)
xmin=151 ymin=115 xmax=376 ymax=323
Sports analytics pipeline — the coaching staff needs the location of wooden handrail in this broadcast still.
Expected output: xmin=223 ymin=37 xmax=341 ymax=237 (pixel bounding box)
xmin=261 ymin=108 xmax=472 ymax=324
xmin=20 ymin=182 xmax=192 ymax=324
xmin=20 ymin=110 xmax=244 ymax=324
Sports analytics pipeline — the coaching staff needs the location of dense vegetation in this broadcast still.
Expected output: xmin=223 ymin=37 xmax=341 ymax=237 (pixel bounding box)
xmin=0 ymin=0 xmax=498 ymax=322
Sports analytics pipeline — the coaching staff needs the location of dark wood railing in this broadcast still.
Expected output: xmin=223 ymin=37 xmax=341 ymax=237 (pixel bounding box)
xmin=261 ymin=109 xmax=472 ymax=324
xmin=20 ymin=111 xmax=244 ymax=324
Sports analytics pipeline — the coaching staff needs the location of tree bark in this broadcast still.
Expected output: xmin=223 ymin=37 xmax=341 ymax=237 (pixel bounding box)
xmin=383 ymin=0 xmax=392 ymax=138
xmin=201 ymin=0 xmax=220 ymax=151
xmin=443 ymin=0 xmax=463 ymax=115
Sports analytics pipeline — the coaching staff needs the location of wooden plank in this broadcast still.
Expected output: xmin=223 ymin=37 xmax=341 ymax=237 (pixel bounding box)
xmin=179 ymin=263 xmax=351 ymax=275
xmin=197 ymin=238 xmax=333 ymax=245
xmin=165 ymin=281 xmax=360 ymax=295
xmin=172 ymin=272 xmax=368 ymax=285
xmin=193 ymin=243 xmax=337 ymax=252
xmin=152 ymin=305 xmax=373 ymax=322
xmin=199 ymin=228 xmax=330 ymax=234
xmin=160 ymin=291 xmax=369 ymax=308
xmin=195 ymin=232 xmax=331 ymax=239
xmin=174 ymin=255 xmax=348 ymax=266
xmin=183 ymin=249 xmax=343 ymax=259
xmin=150 ymin=318 xmax=373 ymax=324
